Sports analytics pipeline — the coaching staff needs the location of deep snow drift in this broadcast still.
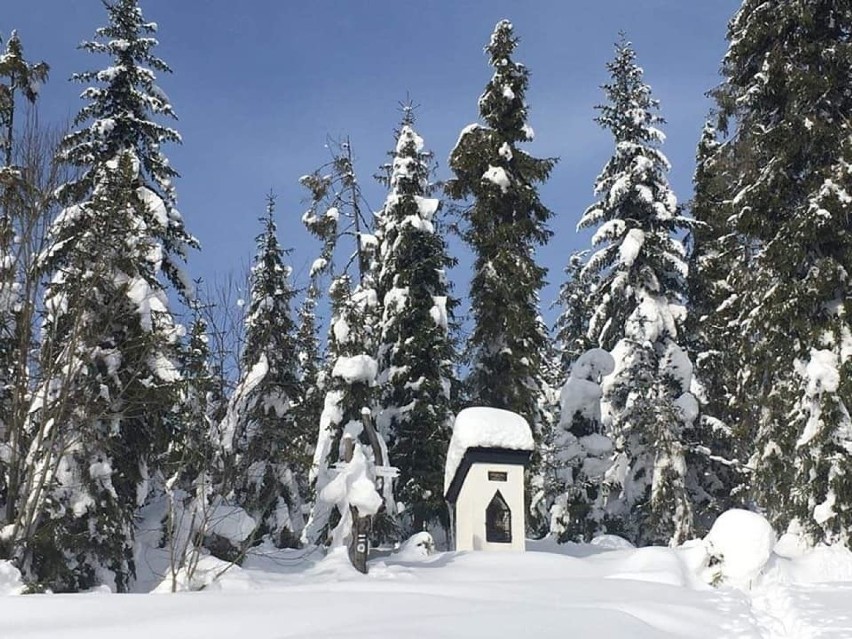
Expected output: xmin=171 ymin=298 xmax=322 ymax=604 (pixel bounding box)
xmin=2 ymin=510 xmax=852 ymax=638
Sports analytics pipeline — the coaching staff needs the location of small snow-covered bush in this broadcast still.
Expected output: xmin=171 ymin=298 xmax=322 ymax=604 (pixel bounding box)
xmin=703 ymin=509 xmax=775 ymax=588
xmin=396 ymin=532 xmax=436 ymax=560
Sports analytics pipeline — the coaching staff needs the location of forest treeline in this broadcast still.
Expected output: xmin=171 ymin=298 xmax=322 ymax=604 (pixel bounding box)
xmin=0 ymin=0 xmax=850 ymax=592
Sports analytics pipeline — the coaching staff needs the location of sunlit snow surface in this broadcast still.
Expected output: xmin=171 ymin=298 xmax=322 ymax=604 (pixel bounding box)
xmin=3 ymin=533 xmax=852 ymax=637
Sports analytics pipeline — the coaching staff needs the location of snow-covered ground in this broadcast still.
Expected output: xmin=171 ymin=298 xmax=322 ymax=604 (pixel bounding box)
xmin=3 ymin=519 xmax=852 ymax=639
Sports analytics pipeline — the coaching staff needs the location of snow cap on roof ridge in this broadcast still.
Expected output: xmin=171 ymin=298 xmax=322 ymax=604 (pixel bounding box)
xmin=444 ymin=406 xmax=534 ymax=493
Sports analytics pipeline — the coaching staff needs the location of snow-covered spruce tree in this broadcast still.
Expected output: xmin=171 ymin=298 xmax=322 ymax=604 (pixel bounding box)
xmin=56 ymin=0 xmax=194 ymax=287
xmin=447 ymin=21 xmax=555 ymax=533
xmin=15 ymin=0 xmax=196 ymax=591
xmin=375 ymin=110 xmax=457 ymax=537
xmin=578 ymin=39 xmax=696 ymax=546
xmin=219 ymin=195 xmax=304 ymax=548
xmin=0 ymin=30 xmax=48 ymax=535
xmin=707 ymin=1 xmax=852 ymax=543
xmin=300 ymin=141 xmax=391 ymax=547
xmin=23 ymin=154 xmax=182 ymax=591
xmin=683 ymin=122 xmax=744 ymax=530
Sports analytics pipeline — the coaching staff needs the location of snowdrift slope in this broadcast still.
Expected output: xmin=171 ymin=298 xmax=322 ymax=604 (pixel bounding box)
xmin=3 ymin=538 xmax=852 ymax=638
xmin=2 ymin=545 xmax=762 ymax=639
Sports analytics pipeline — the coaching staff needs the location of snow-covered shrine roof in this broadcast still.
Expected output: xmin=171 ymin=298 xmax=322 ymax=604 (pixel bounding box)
xmin=444 ymin=407 xmax=534 ymax=501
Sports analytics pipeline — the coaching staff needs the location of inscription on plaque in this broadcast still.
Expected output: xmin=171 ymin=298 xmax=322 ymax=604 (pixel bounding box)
xmin=488 ymin=471 xmax=508 ymax=482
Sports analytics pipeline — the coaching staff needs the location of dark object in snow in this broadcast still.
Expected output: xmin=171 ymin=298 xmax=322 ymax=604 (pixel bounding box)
xmin=348 ymin=507 xmax=371 ymax=575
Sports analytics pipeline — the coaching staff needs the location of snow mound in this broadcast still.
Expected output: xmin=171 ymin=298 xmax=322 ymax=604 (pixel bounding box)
xmin=590 ymin=534 xmax=635 ymax=551
xmin=704 ymin=509 xmax=775 ymax=587
xmin=444 ymin=407 xmax=534 ymax=493
xmin=764 ymin=542 xmax=852 ymax=585
xmin=0 ymin=560 xmax=24 ymax=595
xmin=153 ymin=555 xmax=241 ymax=593
xmin=396 ymin=532 xmax=436 ymax=560
xmin=607 ymin=547 xmax=692 ymax=587
xmin=773 ymin=530 xmax=811 ymax=559
xmin=305 ymin=546 xmax=369 ymax=582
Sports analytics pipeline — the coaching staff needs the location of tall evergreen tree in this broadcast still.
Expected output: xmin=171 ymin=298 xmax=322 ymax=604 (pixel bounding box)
xmin=683 ymin=122 xmax=744 ymax=529
xmin=707 ymin=0 xmax=852 ymax=543
xmin=15 ymin=0 xmax=195 ymax=591
xmin=375 ymin=109 xmax=457 ymax=536
xmin=220 ymin=196 xmax=304 ymax=547
xmin=26 ymin=153 xmax=182 ymax=591
xmin=447 ymin=19 xmax=555 ymax=442
xmin=55 ymin=0 xmax=195 ymax=287
xmin=579 ymin=39 xmax=696 ymax=545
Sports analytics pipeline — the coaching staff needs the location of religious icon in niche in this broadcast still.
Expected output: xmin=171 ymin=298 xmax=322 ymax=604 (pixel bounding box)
xmin=485 ymin=490 xmax=512 ymax=543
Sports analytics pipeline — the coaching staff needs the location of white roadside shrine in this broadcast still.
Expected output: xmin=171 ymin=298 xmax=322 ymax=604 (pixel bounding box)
xmin=444 ymin=407 xmax=534 ymax=552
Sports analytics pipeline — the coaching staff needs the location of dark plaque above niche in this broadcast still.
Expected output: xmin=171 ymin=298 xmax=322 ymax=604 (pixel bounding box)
xmin=488 ymin=471 xmax=508 ymax=482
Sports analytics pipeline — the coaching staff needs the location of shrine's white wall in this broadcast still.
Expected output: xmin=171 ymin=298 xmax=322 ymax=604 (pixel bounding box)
xmin=454 ymin=462 xmax=526 ymax=552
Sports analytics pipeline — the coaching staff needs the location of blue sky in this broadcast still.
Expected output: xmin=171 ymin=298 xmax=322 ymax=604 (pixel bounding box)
xmin=3 ymin=1 xmax=739 ymax=324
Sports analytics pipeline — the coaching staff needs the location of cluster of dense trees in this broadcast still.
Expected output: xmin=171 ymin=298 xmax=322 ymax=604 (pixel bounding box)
xmin=0 ymin=0 xmax=849 ymax=592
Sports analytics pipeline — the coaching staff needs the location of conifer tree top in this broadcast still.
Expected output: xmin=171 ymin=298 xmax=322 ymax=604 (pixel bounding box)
xmin=379 ymin=111 xmax=439 ymax=241
xmin=448 ymin=19 xmax=554 ymax=241
xmin=60 ymin=0 xmax=181 ymax=204
xmin=243 ymin=194 xmax=295 ymax=370
xmin=50 ymin=0 xmax=197 ymax=298
xmin=596 ymin=38 xmax=665 ymax=146
xmin=578 ymin=37 xmax=689 ymax=348
xmin=478 ymin=19 xmax=531 ymax=141
xmin=447 ymin=19 xmax=554 ymax=430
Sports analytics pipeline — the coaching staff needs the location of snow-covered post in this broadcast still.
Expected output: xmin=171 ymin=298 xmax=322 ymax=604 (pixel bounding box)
xmin=348 ymin=409 xmax=397 ymax=574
